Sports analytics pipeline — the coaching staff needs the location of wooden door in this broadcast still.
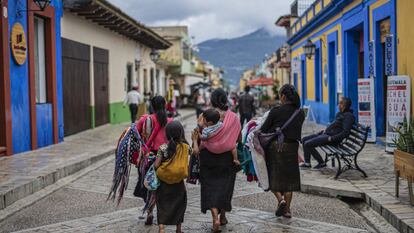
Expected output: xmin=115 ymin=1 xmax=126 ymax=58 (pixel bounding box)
xmin=93 ymin=47 xmax=109 ymax=126
xmin=62 ymin=38 xmax=91 ymax=136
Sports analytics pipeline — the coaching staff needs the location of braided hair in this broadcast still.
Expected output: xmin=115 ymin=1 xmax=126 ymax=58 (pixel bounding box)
xmin=280 ymin=84 xmax=301 ymax=109
xmin=151 ymin=96 xmax=168 ymax=127
xmin=165 ymin=121 xmax=187 ymax=158
xmin=210 ymin=88 xmax=229 ymax=111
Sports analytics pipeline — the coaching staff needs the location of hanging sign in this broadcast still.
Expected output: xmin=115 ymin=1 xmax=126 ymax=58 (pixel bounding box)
xmin=386 ymin=76 xmax=411 ymax=152
xmin=336 ymin=54 xmax=343 ymax=93
xmin=358 ymin=78 xmax=376 ymax=142
xmin=385 ymin=35 xmax=395 ymax=76
xmin=368 ymin=40 xmax=376 ymax=77
xmin=10 ymin=23 xmax=27 ymax=65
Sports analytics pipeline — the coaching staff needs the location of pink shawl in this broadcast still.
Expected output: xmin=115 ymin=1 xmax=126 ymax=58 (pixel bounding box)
xmin=201 ymin=110 xmax=241 ymax=154
xmin=136 ymin=114 xmax=173 ymax=151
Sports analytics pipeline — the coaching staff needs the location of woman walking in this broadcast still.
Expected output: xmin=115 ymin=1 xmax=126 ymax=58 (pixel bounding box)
xmin=154 ymin=121 xmax=190 ymax=233
xmin=193 ymin=88 xmax=241 ymax=232
xmin=134 ymin=96 xmax=173 ymax=225
xmin=260 ymin=84 xmax=305 ymax=218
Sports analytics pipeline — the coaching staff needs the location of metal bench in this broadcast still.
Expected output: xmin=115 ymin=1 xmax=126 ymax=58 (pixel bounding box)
xmin=318 ymin=124 xmax=369 ymax=179
xmin=0 ymin=146 xmax=6 ymax=156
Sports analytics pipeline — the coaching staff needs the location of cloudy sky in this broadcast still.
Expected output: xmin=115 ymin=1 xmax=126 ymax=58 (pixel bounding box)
xmin=108 ymin=0 xmax=291 ymax=43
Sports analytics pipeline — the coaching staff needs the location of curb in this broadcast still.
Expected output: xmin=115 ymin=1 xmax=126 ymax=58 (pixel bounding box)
xmin=0 ymin=111 xmax=196 ymax=212
xmin=301 ymin=182 xmax=414 ymax=233
xmin=0 ymin=149 xmax=114 ymax=211
xmin=0 ymin=155 xmax=115 ymax=222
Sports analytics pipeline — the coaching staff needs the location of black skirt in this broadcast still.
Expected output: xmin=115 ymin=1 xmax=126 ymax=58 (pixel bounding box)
xmin=266 ymin=141 xmax=301 ymax=192
xmin=156 ymin=180 xmax=187 ymax=225
xmin=199 ymin=149 xmax=236 ymax=214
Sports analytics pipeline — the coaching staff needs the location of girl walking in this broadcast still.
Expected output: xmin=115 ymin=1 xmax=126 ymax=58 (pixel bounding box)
xmin=134 ymin=96 xmax=173 ymax=225
xmin=154 ymin=121 xmax=190 ymax=233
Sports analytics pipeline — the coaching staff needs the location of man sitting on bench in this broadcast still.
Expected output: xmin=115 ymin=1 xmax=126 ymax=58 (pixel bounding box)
xmin=300 ymin=97 xmax=355 ymax=170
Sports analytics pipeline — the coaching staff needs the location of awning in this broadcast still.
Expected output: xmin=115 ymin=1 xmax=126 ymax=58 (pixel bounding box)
xmin=248 ymin=77 xmax=274 ymax=87
xmin=64 ymin=0 xmax=172 ymax=50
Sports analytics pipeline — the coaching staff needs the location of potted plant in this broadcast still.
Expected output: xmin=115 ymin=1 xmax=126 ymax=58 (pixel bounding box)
xmin=393 ymin=118 xmax=414 ymax=205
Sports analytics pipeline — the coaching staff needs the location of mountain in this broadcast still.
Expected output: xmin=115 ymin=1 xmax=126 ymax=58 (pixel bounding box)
xmin=197 ymin=28 xmax=286 ymax=86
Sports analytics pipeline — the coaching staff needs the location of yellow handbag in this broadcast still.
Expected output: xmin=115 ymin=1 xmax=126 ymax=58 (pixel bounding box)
xmin=157 ymin=143 xmax=189 ymax=184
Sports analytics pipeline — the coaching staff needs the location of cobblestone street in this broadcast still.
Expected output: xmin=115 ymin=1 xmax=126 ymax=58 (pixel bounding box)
xmin=0 ymin=114 xmax=400 ymax=233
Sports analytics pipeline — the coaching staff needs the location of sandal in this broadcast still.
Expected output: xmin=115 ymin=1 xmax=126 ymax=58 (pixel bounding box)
xmin=145 ymin=215 xmax=154 ymax=225
xmin=220 ymin=216 xmax=228 ymax=226
xmin=212 ymin=220 xmax=222 ymax=233
xmin=275 ymin=200 xmax=287 ymax=217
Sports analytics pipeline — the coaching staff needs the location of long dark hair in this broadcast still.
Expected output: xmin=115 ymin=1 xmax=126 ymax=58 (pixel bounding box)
xmin=165 ymin=121 xmax=187 ymax=158
xmin=151 ymin=96 xmax=168 ymax=127
xmin=210 ymin=88 xmax=228 ymax=111
xmin=280 ymin=84 xmax=301 ymax=108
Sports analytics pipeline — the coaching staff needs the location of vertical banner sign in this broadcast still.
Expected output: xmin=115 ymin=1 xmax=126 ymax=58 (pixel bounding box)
xmin=358 ymin=78 xmax=376 ymax=142
xmin=385 ymin=35 xmax=395 ymax=76
xmin=368 ymin=41 xmax=376 ymax=77
xmin=386 ymin=76 xmax=411 ymax=152
xmin=336 ymin=54 xmax=342 ymax=93
xmin=292 ymin=59 xmax=301 ymax=74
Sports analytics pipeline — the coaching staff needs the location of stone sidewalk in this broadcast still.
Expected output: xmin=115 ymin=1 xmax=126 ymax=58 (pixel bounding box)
xmin=13 ymin=205 xmax=368 ymax=233
xmin=0 ymin=109 xmax=195 ymax=212
xmin=301 ymin=122 xmax=414 ymax=233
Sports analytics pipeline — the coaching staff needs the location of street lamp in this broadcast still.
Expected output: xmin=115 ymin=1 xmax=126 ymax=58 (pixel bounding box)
xmin=150 ymin=49 xmax=160 ymax=63
xmin=34 ymin=0 xmax=51 ymax=11
xmin=303 ymin=39 xmax=316 ymax=59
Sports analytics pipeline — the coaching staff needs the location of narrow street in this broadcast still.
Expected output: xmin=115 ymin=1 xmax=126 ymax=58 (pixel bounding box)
xmin=0 ymin=116 xmax=397 ymax=233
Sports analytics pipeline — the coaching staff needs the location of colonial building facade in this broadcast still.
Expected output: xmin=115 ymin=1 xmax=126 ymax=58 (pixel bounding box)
xmin=0 ymin=0 xmax=64 ymax=155
xmin=288 ymin=0 xmax=397 ymax=139
xmin=61 ymin=0 xmax=171 ymax=135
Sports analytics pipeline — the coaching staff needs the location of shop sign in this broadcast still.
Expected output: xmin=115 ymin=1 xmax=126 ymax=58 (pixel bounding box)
xmin=385 ymin=35 xmax=395 ymax=76
xmin=323 ymin=63 xmax=328 ymax=86
xmin=368 ymin=40 xmax=376 ymax=78
xmin=10 ymin=23 xmax=27 ymax=65
xmin=358 ymin=78 xmax=376 ymax=142
xmin=336 ymin=54 xmax=342 ymax=93
xmin=292 ymin=59 xmax=301 ymax=74
xmin=386 ymin=76 xmax=411 ymax=152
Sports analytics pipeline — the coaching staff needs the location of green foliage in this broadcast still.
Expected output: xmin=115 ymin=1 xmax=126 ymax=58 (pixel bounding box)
xmin=261 ymin=94 xmax=270 ymax=101
xmin=272 ymin=84 xmax=280 ymax=100
xmin=393 ymin=117 xmax=414 ymax=153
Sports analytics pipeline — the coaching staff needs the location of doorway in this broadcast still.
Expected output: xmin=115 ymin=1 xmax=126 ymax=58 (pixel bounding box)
xmin=301 ymin=57 xmax=306 ymax=105
xmin=344 ymin=25 xmax=364 ymax=116
xmin=374 ymin=18 xmax=391 ymax=137
xmin=126 ymin=63 xmax=133 ymax=91
xmin=328 ymin=41 xmax=337 ymax=122
xmin=150 ymin=68 xmax=155 ymax=95
xmin=62 ymin=38 xmax=91 ymax=136
xmin=93 ymin=47 xmax=109 ymax=127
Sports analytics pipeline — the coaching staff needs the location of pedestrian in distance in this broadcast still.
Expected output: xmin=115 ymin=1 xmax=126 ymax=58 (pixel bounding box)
xmin=154 ymin=121 xmax=190 ymax=233
xmin=260 ymin=84 xmax=305 ymax=218
xmin=237 ymin=85 xmax=255 ymax=127
xmin=194 ymin=88 xmax=206 ymax=118
xmin=301 ymin=97 xmax=355 ymax=170
xmin=124 ymin=86 xmax=142 ymax=123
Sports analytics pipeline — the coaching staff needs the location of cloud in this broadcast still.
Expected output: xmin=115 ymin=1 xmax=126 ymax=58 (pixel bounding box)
xmin=108 ymin=0 xmax=290 ymax=43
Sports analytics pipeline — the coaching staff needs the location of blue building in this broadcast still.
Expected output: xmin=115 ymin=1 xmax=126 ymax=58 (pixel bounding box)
xmin=287 ymin=0 xmax=397 ymax=139
xmin=0 ymin=0 xmax=63 ymax=155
